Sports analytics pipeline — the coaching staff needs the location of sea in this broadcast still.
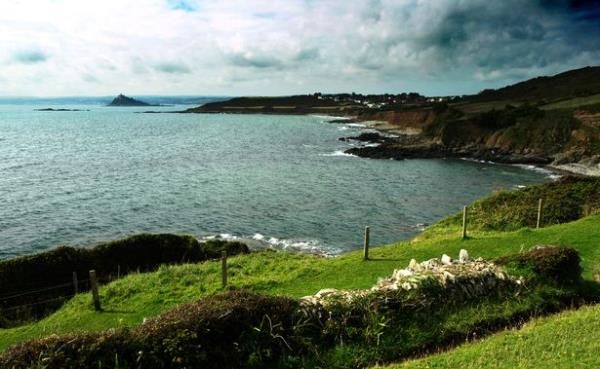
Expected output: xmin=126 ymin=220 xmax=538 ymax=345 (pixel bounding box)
xmin=0 ymin=96 xmax=554 ymax=259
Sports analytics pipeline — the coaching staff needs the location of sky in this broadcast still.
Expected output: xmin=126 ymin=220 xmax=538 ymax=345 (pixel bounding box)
xmin=1 ymin=0 xmax=599 ymax=97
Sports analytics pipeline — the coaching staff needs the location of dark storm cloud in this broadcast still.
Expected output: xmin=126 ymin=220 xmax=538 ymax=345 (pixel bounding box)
xmin=396 ymin=0 xmax=600 ymax=79
xmin=13 ymin=50 xmax=48 ymax=64
xmin=154 ymin=63 xmax=192 ymax=74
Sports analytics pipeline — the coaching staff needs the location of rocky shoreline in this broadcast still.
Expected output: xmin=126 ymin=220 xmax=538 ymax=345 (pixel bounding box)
xmin=344 ymin=135 xmax=553 ymax=164
xmin=338 ymin=120 xmax=599 ymax=176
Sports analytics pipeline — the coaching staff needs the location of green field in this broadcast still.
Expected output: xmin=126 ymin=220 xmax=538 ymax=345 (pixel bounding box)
xmin=540 ymin=94 xmax=600 ymax=110
xmin=376 ymin=303 xmax=600 ymax=369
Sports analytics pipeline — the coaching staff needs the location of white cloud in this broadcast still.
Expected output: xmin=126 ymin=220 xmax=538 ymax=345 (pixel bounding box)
xmin=0 ymin=0 xmax=597 ymax=96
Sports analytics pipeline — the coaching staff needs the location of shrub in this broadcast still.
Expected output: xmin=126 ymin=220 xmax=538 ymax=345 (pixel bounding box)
xmin=429 ymin=176 xmax=600 ymax=233
xmin=0 ymin=291 xmax=298 ymax=369
xmin=496 ymin=246 xmax=582 ymax=286
xmin=202 ymin=239 xmax=250 ymax=259
xmin=0 ymin=234 xmax=250 ymax=326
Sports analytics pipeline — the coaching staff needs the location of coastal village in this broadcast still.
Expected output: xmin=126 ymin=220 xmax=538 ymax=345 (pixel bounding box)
xmin=314 ymin=91 xmax=457 ymax=109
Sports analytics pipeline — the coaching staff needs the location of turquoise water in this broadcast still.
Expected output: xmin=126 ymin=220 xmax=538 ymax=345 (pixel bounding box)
xmin=0 ymin=103 xmax=550 ymax=258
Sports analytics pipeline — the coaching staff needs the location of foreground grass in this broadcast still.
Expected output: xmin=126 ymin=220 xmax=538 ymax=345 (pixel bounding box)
xmin=376 ymin=303 xmax=600 ymax=369
xmin=1 ymin=214 xmax=599 ymax=352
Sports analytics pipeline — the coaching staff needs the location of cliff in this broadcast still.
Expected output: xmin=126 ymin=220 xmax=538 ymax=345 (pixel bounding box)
xmin=347 ymin=67 xmax=600 ymax=175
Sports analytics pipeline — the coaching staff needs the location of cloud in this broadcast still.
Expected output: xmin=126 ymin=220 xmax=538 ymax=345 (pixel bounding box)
xmin=154 ymin=63 xmax=192 ymax=74
xmin=13 ymin=50 xmax=48 ymax=64
xmin=226 ymin=52 xmax=283 ymax=69
xmin=0 ymin=0 xmax=598 ymax=96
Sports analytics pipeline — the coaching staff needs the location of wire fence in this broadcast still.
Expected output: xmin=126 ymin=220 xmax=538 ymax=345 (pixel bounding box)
xmin=0 ymin=267 xmax=137 ymax=318
xmin=0 ymin=281 xmax=80 ymax=301
xmin=0 ymin=295 xmax=75 ymax=313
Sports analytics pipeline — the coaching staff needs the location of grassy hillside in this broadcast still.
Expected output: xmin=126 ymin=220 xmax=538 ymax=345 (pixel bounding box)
xmin=183 ymin=95 xmax=362 ymax=114
xmin=540 ymin=93 xmax=600 ymax=110
xmin=376 ymin=303 xmax=600 ymax=369
xmin=1 ymin=211 xmax=600 ymax=353
xmin=472 ymin=66 xmax=600 ymax=103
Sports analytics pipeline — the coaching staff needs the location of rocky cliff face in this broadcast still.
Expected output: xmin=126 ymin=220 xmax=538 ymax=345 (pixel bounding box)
xmin=357 ymin=109 xmax=437 ymax=135
xmin=347 ymin=104 xmax=600 ymax=174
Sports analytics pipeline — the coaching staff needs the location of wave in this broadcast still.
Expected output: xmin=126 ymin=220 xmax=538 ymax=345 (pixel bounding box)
xmin=460 ymin=158 xmax=562 ymax=181
xmin=319 ymin=150 xmax=357 ymax=158
xmin=199 ymin=233 xmax=341 ymax=256
xmin=512 ymin=164 xmax=562 ymax=180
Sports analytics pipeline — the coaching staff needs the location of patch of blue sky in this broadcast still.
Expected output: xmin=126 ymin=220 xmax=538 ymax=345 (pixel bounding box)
xmin=167 ymin=0 xmax=197 ymax=12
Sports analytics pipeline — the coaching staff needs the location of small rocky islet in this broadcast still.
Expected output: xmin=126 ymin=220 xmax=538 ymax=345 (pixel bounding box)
xmin=107 ymin=94 xmax=154 ymax=107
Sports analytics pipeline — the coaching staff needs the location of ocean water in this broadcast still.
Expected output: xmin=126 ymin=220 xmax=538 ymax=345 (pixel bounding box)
xmin=0 ymin=101 xmax=551 ymax=258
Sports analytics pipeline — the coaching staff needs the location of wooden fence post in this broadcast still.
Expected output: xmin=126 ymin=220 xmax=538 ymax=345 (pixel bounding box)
xmin=363 ymin=226 xmax=370 ymax=260
xmin=462 ymin=206 xmax=468 ymax=240
xmin=221 ymin=251 xmax=228 ymax=288
xmin=89 ymin=270 xmax=101 ymax=311
xmin=117 ymin=264 xmax=121 ymax=280
xmin=72 ymin=272 xmax=78 ymax=295
xmin=536 ymin=198 xmax=543 ymax=229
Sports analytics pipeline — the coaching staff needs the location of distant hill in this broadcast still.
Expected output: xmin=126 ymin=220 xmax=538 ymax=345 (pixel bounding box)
xmin=107 ymin=94 xmax=152 ymax=107
xmin=473 ymin=66 xmax=600 ymax=103
xmin=183 ymin=95 xmax=362 ymax=114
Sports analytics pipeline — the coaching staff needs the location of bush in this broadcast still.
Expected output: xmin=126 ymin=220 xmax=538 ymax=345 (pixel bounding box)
xmin=430 ymin=176 xmax=600 ymax=233
xmin=0 ymin=291 xmax=298 ymax=369
xmin=496 ymin=246 xmax=582 ymax=285
xmin=0 ymin=234 xmax=250 ymax=326
xmin=202 ymin=239 xmax=250 ymax=259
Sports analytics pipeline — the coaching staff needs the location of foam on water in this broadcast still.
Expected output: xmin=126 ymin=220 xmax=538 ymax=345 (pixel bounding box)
xmin=513 ymin=164 xmax=562 ymax=180
xmin=319 ymin=150 xmax=357 ymax=157
xmin=200 ymin=232 xmax=340 ymax=256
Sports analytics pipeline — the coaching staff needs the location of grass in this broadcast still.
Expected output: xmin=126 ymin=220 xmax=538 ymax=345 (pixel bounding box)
xmin=375 ymin=303 xmax=600 ymax=369
xmin=451 ymin=100 xmax=521 ymax=115
xmin=540 ymin=93 xmax=600 ymax=110
xmin=2 ymin=214 xmax=600 ymax=352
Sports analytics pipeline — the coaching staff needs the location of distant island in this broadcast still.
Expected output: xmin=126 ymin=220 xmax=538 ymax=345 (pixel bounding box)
xmin=107 ymin=94 xmax=154 ymax=107
xmin=34 ymin=108 xmax=90 ymax=112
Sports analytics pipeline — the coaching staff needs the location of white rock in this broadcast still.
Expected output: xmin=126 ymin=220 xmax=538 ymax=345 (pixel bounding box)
xmin=442 ymin=271 xmax=456 ymax=283
xmin=315 ymin=288 xmax=338 ymax=298
xmin=401 ymin=282 xmax=413 ymax=290
xmin=396 ymin=269 xmax=414 ymax=277
xmin=459 ymin=249 xmax=470 ymax=263
xmin=441 ymin=254 xmax=453 ymax=265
